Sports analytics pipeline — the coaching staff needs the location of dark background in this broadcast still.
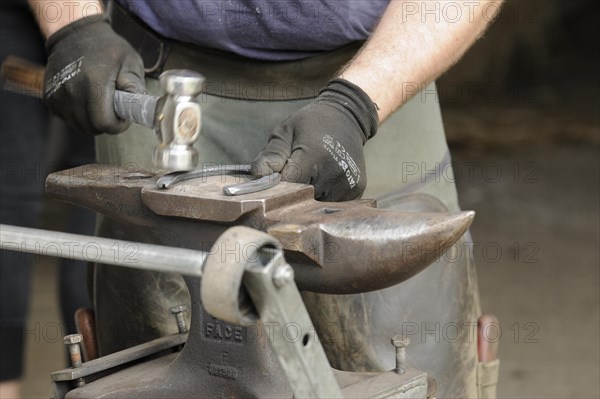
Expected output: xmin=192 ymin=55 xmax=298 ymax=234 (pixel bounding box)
xmin=442 ymin=0 xmax=598 ymax=148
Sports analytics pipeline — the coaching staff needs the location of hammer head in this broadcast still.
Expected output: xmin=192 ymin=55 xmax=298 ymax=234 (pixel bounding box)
xmin=153 ymin=70 xmax=205 ymax=171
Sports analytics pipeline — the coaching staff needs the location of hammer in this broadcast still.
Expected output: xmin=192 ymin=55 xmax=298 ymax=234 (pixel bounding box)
xmin=1 ymin=56 xmax=204 ymax=170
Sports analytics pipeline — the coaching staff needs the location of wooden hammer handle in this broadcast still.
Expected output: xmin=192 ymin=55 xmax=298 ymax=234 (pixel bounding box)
xmin=1 ymin=55 xmax=158 ymax=129
xmin=1 ymin=55 xmax=45 ymax=98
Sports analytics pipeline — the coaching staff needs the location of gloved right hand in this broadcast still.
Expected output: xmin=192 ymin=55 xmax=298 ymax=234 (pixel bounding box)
xmin=44 ymin=14 xmax=145 ymax=135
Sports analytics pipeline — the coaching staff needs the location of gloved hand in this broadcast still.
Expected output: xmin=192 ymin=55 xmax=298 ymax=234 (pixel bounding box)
xmin=252 ymin=78 xmax=379 ymax=201
xmin=44 ymin=14 xmax=145 ymax=135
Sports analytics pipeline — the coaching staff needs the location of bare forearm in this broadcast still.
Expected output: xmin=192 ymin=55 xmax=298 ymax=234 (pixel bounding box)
xmin=341 ymin=0 xmax=503 ymax=122
xmin=28 ymin=0 xmax=103 ymax=38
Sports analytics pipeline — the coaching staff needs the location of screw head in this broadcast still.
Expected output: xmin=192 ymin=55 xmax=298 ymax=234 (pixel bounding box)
xmin=170 ymin=305 xmax=188 ymax=315
xmin=64 ymin=334 xmax=82 ymax=345
xmin=272 ymin=264 xmax=295 ymax=288
xmin=391 ymin=335 xmax=410 ymax=348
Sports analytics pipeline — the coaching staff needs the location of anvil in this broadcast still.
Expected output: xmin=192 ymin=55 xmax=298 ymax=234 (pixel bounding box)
xmin=45 ymin=164 xmax=474 ymax=294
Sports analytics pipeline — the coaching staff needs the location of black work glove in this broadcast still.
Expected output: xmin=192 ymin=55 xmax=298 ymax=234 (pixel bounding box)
xmin=44 ymin=14 xmax=145 ymax=135
xmin=252 ymin=78 xmax=378 ymax=201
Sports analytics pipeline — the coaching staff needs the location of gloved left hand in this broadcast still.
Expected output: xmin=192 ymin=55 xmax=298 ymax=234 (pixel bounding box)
xmin=252 ymin=78 xmax=379 ymax=201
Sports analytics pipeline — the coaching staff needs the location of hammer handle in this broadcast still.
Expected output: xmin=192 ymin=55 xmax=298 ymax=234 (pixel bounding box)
xmin=2 ymin=55 xmax=158 ymax=129
xmin=113 ymin=91 xmax=159 ymax=130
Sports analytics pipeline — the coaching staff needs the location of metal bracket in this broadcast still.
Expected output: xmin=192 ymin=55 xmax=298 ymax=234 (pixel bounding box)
xmin=244 ymin=249 xmax=343 ymax=398
xmin=51 ymin=334 xmax=187 ymax=399
xmin=201 ymin=226 xmax=343 ymax=398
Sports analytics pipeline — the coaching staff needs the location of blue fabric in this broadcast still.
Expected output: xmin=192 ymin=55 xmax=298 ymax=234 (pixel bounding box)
xmin=117 ymin=0 xmax=389 ymax=60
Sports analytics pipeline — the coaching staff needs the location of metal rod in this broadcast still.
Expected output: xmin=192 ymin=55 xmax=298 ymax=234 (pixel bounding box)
xmin=0 ymin=224 xmax=205 ymax=277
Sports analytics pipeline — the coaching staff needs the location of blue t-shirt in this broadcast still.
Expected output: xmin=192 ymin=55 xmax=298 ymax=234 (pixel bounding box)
xmin=117 ymin=1 xmax=390 ymax=60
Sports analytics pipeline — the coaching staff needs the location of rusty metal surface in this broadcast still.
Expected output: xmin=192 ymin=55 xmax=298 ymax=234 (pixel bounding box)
xmin=301 ymin=192 xmax=480 ymax=398
xmin=55 ymin=261 xmax=430 ymax=399
xmin=52 ymin=334 xmax=187 ymax=383
xmin=75 ymin=308 xmax=98 ymax=362
xmin=45 ymin=164 xmax=474 ymax=294
xmin=334 ymin=368 xmax=428 ymax=398
xmin=62 ymin=350 xmax=429 ymax=399
xmin=63 ymin=353 xmax=428 ymax=399
xmin=66 ymin=276 xmax=294 ymax=398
